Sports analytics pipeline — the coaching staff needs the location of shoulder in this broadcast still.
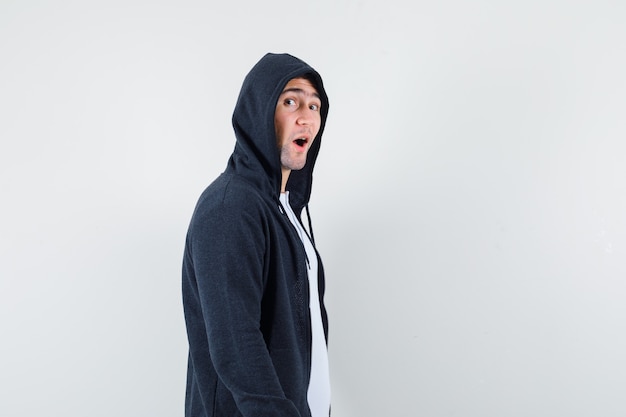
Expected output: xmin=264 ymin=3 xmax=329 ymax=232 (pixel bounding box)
xmin=189 ymin=174 xmax=273 ymax=230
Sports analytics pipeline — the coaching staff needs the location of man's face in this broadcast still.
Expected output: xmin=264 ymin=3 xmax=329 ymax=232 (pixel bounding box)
xmin=274 ymin=77 xmax=322 ymax=172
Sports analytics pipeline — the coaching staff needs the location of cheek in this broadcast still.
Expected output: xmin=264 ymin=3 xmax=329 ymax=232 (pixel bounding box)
xmin=274 ymin=111 xmax=292 ymax=136
xmin=313 ymin=119 xmax=322 ymax=136
xmin=274 ymin=115 xmax=284 ymax=145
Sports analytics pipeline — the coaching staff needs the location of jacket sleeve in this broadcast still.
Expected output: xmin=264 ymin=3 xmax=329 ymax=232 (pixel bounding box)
xmin=187 ymin=194 xmax=301 ymax=417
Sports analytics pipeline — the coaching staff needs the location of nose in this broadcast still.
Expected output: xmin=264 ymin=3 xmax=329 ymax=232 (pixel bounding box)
xmin=296 ymin=109 xmax=314 ymax=126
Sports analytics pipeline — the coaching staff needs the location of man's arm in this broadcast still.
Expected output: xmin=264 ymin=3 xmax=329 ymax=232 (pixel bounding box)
xmin=186 ymin=195 xmax=301 ymax=417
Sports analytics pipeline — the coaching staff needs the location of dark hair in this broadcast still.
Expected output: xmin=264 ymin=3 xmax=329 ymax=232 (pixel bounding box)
xmin=299 ymin=72 xmax=321 ymax=94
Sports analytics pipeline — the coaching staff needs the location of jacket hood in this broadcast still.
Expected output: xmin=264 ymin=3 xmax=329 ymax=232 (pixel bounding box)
xmin=227 ymin=53 xmax=329 ymax=213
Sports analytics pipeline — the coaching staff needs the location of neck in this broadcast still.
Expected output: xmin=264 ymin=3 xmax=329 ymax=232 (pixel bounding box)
xmin=280 ymin=167 xmax=291 ymax=193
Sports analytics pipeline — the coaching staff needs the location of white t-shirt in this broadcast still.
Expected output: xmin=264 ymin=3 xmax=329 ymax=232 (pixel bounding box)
xmin=279 ymin=192 xmax=331 ymax=417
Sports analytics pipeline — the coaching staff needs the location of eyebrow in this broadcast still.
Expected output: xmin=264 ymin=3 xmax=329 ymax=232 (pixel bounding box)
xmin=280 ymin=87 xmax=321 ymax=100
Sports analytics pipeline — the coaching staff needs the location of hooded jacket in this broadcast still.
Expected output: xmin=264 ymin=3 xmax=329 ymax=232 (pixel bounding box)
xmin=182 ymin=53 xmax=330 ymax=417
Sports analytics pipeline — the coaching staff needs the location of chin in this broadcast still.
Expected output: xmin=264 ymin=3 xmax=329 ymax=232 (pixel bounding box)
xmin=289 ymin=164 xmax=306 ymax=171
xmin=281 ymin=157 xmax=306 ymax=171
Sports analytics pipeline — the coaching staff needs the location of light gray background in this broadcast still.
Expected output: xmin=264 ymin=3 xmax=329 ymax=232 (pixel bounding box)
xmin=1 ymin=1 xmax=625 ymax=416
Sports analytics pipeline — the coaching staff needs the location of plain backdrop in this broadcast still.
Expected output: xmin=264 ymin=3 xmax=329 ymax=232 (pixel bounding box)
xmin=1 ymin=1 xmax=625 ymax=416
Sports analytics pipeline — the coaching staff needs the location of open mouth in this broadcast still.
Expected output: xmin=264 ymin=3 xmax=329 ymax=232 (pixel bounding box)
xmin=293 ymin=138 xmax=308 ymax=148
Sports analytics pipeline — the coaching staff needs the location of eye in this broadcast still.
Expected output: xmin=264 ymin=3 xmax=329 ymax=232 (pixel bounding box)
xmin=309 ymin=103 xmax=320 ymax=111
xmin=284 ymin=98 xmax=296 ymax=106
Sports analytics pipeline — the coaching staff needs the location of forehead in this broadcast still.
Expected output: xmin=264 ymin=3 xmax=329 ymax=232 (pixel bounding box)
xmin=280 ymin=77 xmax=320 ymax=98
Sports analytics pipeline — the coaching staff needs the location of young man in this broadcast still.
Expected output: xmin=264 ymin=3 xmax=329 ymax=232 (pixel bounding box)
xmin=182 ymin=53 xmax=331 ymax=417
